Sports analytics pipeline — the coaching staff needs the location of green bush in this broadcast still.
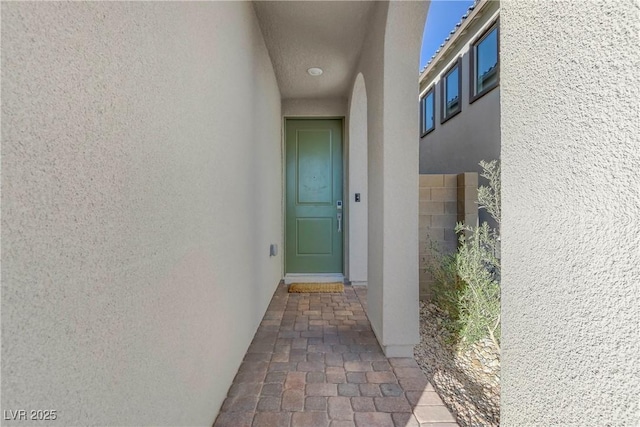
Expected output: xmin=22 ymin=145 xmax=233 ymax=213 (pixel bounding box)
xmin=423 ymin=242 xmax=464 ymax=342
xmin=456 ymin=159 xmax=501 ymax=349
xmin=423 ymin=160 xmax=501 ymax=350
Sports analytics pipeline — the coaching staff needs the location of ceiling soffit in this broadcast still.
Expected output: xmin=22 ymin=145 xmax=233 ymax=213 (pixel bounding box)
xmin=253 ymin=1 xmax=376 ymax=99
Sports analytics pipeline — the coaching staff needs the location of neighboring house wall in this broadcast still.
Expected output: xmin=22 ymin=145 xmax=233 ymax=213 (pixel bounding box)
xmin=1 ymin=2 xmax=282 ymax=426
xmin=501 ymin=1 xmax=639 ymax=425
xmin=418 ymin=1 xmax=500 ymax=177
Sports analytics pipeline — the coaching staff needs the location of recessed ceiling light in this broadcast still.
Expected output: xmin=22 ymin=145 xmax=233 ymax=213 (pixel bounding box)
xmin=307 ymin=67 xmax=323 ymax=76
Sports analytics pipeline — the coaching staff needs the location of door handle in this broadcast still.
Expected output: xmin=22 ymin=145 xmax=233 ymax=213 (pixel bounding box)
xmin=337 ymin=212 xmax=342 ymax=233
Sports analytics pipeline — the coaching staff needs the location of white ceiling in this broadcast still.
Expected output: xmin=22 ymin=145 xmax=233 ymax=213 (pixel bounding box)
xmin=252 ymin=1 xmax=376 ymax=99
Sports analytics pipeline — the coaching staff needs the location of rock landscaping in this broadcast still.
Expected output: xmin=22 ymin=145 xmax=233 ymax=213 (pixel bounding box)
xmin=414 ymin=301 xmax=500 ymax=427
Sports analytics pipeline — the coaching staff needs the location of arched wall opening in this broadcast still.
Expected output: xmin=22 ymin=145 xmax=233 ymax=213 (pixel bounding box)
xmin=347 ymin=0 xmax=429 ymax=356
xmin=347 ymin=73 xmax=368 ymax=285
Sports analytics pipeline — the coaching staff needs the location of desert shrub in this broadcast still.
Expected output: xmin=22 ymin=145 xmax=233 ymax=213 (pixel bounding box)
xmin=422 ymin=241 xmax=465 ymax=341
xmin=422 ymin=160 xmax=501 ymax=350
xmin=455 ymin=160 xmax=501 ymax=349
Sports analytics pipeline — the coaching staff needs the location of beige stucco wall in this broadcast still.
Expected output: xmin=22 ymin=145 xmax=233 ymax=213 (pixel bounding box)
xmin=351 ymin=1 xmax=428 ymax=357
xmin=354 ymin=1 xmax=386 ymax=342
xmin=381 ymin=1 xmax=429 ymax=356
xmin=347 ymin=74 xmax=368 ymax=285
xmin=281 ymin=97 xmax=346 ymax=117
xmin=501 ymin=1 xmax=640 ymax=425
xmin=1 ymin=2 xmax=282 ymax=426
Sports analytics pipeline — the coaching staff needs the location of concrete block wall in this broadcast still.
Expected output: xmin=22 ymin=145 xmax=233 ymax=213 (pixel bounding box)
xmin=419 ymin=173 xmax=478 ymax=300
xmin=457 ymin=172 xmax=480 ymax=236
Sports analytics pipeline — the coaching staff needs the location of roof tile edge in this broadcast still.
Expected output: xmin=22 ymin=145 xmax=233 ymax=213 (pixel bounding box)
xmin=419 ymin=0 xmax=488 ymax=82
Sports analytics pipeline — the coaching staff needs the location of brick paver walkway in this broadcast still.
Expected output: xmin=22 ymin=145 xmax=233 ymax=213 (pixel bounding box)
xmin=214 ymin=283 xmax=457 ymax=427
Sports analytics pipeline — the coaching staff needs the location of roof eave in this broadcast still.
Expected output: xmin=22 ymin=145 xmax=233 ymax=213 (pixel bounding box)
xmin=418 ymin=0 xmax=490 ymax=85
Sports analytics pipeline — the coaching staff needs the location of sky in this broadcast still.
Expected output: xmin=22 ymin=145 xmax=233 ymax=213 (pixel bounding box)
xmin=420 ymin=0 xmax=475 ymax=71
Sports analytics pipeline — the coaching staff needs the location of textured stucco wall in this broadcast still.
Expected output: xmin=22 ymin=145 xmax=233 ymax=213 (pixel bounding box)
xmin=419 ymin=1 xmax=500 ymax=177
xmin=347 ymin=74 xmax=368 ymax=285
xmin=354 ymin=1 xmax=387 ymax=342
xmin=281 ymin=97 xmax=346 ymax=117
xmin=380 ymin=1 xmax=428 ymax=356
xmin=1 ymin=2 xmax=282 ymax=426
xmin=501 ymin=1 xmax=640 ymax=425
xmin=351 ymin=0 xmax=428 ymax=357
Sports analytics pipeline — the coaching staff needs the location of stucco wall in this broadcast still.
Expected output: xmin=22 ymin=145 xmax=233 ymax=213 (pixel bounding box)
xmin=1 ymin=2 xmax=282 ymax=426
xmin=381 ymin=1 xmax=428 ymax=356
xmin=351 ymin=0 xmax=427 ymax=357
xmin=418 ymin=1 xmax=500 ymax=176
xmin=419 ymin=87 xmax=500 ymax=175
xmin=281 ymin=97 xmax=346 ymax=117
xmin=354 ymin=0 xmax=387 ymax=342
xmin=501 ymin=1 xmax=639 ymax=425
xmin=347 ymin=74 xmax=368 ymax=285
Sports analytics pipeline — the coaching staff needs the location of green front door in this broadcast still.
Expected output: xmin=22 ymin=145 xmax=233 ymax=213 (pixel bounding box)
xmin=286 ymin=119 xmax=343 ymax=273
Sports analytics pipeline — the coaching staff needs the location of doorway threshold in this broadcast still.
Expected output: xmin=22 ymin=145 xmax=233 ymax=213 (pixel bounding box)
xmin=283 ymin=273 xmax=345 ymax=285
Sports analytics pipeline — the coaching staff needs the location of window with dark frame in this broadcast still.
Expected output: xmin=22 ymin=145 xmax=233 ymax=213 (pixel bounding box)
xmin=470 ymin=20 xmax=499 ymax=102
xmin=420 ymin=87 xmax=435 ymax=136
xmin=441 ymin=58 xmax=462 ymax=123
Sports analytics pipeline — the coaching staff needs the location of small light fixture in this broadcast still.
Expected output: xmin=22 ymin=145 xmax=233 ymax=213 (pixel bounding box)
xmin=307 ymin=67 xmax=323 ymax=76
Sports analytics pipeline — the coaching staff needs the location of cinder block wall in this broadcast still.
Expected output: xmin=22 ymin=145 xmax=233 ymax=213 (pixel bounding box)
xmin=418 ymin=173 xmax=478 ymax=300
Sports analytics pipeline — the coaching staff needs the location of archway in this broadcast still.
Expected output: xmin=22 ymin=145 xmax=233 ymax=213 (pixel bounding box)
xmin=347 ymin=1 xmax=429 ymax=357
xmin=347 ymin=73 xmax=368 ymax=285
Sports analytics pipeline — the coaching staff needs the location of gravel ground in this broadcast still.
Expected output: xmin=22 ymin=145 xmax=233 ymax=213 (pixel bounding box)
xmin=414 ymin=301 xmax=500 ymax=427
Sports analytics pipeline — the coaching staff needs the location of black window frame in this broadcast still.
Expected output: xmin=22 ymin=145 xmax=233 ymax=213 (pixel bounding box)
xmin=469 ymin=19 xmax=500 ymax=103
xmin=420 ymin=86 xmax=436 ymax=137
xmin=440 ymin=57 xmax=462 ymax=124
